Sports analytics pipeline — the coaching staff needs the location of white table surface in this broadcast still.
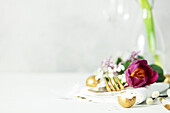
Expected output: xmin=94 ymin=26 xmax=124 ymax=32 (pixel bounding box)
xmin=0 ymin=73 xmax=169 ymax=113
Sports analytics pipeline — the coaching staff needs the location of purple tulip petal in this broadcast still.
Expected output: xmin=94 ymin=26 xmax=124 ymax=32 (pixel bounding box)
xmin=135 ymin=59 xmax=148 ymax=65
xmin=130 ymin=77 xmax=146 ymax=88
xmin=125 ymin=59 xmax=158 ymax=88
xmin=128 ymin=63 xmax=140 ymax=75
xmin=125 ymin=69 xmax=132 ymax=85
xmin=146 ymin=70 xmax=158 ymax=85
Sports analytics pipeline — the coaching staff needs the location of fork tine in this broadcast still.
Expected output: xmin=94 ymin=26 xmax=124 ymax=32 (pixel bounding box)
xmin=104 ymin=77 xmax=112 ymax=92
xmin=112 ymin=77 xmax=120 ymax=91
xmin=116 ymin=77 xmax=125 ymax=90
xmin=108 ymin=77 xmax=116 ymax=91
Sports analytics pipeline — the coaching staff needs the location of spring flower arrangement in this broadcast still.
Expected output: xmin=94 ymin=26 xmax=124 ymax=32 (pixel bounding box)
xmin=84 ymin=51 xmax=169 ymax=109
xmin=82 ymin=0 xmax=169 ymax=110
xmin=91 ymin=51 xmax=165 ymax=89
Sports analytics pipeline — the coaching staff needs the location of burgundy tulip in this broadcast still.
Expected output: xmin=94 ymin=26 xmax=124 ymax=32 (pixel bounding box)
xmin=125 ymin=59 xmax=158 ymax=88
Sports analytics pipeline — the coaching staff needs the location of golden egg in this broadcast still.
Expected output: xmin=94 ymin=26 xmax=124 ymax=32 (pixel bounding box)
xmin=164 ymin=104 xmax=170 ymax=110
xmin=86 ymin=75 xmax=99 ymax=87
xmin=164 ymin=74 xmax=170 ymax=84
xmin=118 ymin=96 xmax=136 ymax=108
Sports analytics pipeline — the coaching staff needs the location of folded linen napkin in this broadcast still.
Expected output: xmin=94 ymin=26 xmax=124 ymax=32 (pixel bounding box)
xmin=74 ymin=83 xmax=169 ymax=104
xmin=124 ymin=82 xmax=169 ymax=104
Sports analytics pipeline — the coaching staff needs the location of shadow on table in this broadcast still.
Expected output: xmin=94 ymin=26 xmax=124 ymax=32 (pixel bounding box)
xmin=132 ymin=102 xmax=158 ymax=108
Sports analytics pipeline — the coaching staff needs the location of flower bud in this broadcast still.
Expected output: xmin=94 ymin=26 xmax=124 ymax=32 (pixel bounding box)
xmin=167 ymin=89 xmax=170 ymax=97
xmin=146 ymin=98 xmax=153 ymax=105
xmin=158 ymin=97 xmax=164 ymax=103
xmin=152 ymin=91 xmax=160 ymax=98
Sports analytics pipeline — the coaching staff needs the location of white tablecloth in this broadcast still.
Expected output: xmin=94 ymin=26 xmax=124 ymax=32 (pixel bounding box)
xmin=0 ymin=73 xmax=169 ymax=113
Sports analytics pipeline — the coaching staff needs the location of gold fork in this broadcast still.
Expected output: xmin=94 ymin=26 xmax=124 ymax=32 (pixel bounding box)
xmin=104 ymin=77 xmax=125 ymax=92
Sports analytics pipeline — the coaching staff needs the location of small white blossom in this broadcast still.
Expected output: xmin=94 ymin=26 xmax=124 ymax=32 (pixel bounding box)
xmin=110 ymin=63 xmax=114 ymax=67
xmin=121 ymin=74 xmax=126 ymax=83
xmin=108 ymin=67 xmax=113 ymax=73
xmin=103 ymin=67 xmax=108 ymax=73
xmin=103 ymin=73 xmax=107 ymax=77
xmin=167 ymin=89 xmax=170 ymax=97
xmin=113 ymin=65 xmax=117 ymax=72
xmin=118 ymin=75 xmax=122 ymax=79
xmin=97 ymin=78 xmax=105 ymax=87
xmin=121 ymin=65 xmax=125 ymax=71
xmin=152 ymin=91 xmax=160 ymax=98
xmin=95 ymin=71 xmax=103 ymax=80
xmin=117 ymin=74 xmax=126 ymax=83
xmin=108 ymin=73 xmax=114 ymax=78
xmin=146 ymin=98 xmax=153 ymax=105
xmin=117 ymin=67 xmax=121 ymax=72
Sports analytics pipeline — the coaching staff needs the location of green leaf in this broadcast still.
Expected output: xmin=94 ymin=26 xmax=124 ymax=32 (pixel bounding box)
xmin=116 ymin=57 xmax=122 ymax=65
xmin=150 ymin=64 xmax=165 ymax=82
xmin=117 ymin=70 xmax=124 ymax=75
xmin=123 ymin=60 xmax=132 ymax=70
xmin=137 ymin=55 xmax=144 ymax=59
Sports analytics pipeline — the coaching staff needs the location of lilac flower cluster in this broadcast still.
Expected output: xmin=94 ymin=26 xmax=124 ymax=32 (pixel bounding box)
xmin=95 ymin=56 xmax=126 ymax=87
xmin=101 ymin=56 xmax=114 ymax=68
xmin=101 ymin=56 xmax=124 ymax=75
xmin=128 ymin=51 xmax=140 ymax=62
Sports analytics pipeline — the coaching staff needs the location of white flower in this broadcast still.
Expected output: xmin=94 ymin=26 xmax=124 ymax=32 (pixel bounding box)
xmin=113 ymin=65 xmax=117 ymax=72
xmin=117 ymin=74 xmax=126 ymax=83
xmin=121 ymin=65 xmax=125 ymax=71
xmin=146 ymin=98 xmax=153 ymax=105
xmin=118 ymin=75 xmax=122 ymax=79
xmin=97 ymin=78 xmax=105 ymax=87
xmin=152 ymin=91 xmax=160 ymax=98
xmin=108 ymin=67 xmax=113 ymax=73
xmin=121 ymin=74 xmax=126 ymax=83
xmin=103 ymin=73 xmax=107 ymax=77
xmin=95 ymin=71 xmax=103 ymax=80
xmin=110 ymin=63 xmax=114 ymax=67
xmin=167 ymin=89 xmax=170 ymax=97
xmin=103 ymin=67 xmax=108 ymax=73
xmin=108 ymin=73 xmax=114 ymax=78
xmin=117 ymin=67 xmax=121 ymax=72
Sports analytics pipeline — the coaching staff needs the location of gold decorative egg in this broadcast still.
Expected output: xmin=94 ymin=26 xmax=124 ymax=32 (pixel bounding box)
xmin=118 ymin=96 xmax=136 ymax=108
xmin=164 ymin=74 xmax=170 ymax=84
xmin=164 ymin=104 xmax=170 ymax=110
xmin=86 ymin=75 xmax=99 ymax=87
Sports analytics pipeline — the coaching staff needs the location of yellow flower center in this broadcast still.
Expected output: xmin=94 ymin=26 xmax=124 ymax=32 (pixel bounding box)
xmin=131 ymin=67 xmax=145 ymax=79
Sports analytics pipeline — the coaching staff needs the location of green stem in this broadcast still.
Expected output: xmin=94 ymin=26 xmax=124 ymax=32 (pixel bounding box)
xmin=154 ymin=54 xmax=161 ymax=66
xmin=139 ymin=0 xmax=161 ymax=66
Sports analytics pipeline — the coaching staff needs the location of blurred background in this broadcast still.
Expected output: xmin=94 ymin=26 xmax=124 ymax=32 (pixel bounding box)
xmin=0 ymin=0 xmax=170 ymax=72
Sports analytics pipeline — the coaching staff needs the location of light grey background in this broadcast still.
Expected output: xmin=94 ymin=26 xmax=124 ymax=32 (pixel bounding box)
xmin=0 ymin=0 xmax=170 ymax=72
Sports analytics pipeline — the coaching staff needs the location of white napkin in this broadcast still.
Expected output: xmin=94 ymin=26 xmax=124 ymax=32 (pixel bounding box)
xmin=124 ymin=83 xmax=169 ymax=104
xmin=74 ymin=83 xmax=169 ymax=104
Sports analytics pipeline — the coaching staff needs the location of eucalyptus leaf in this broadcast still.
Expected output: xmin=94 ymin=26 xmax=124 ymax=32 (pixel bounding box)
xmin=150 ymin=64 xmax=165 ymax=82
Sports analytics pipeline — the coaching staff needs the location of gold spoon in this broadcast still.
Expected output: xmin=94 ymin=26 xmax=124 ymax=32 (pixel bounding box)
xmin=117 ymin=96 xmax=136 ymax=108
